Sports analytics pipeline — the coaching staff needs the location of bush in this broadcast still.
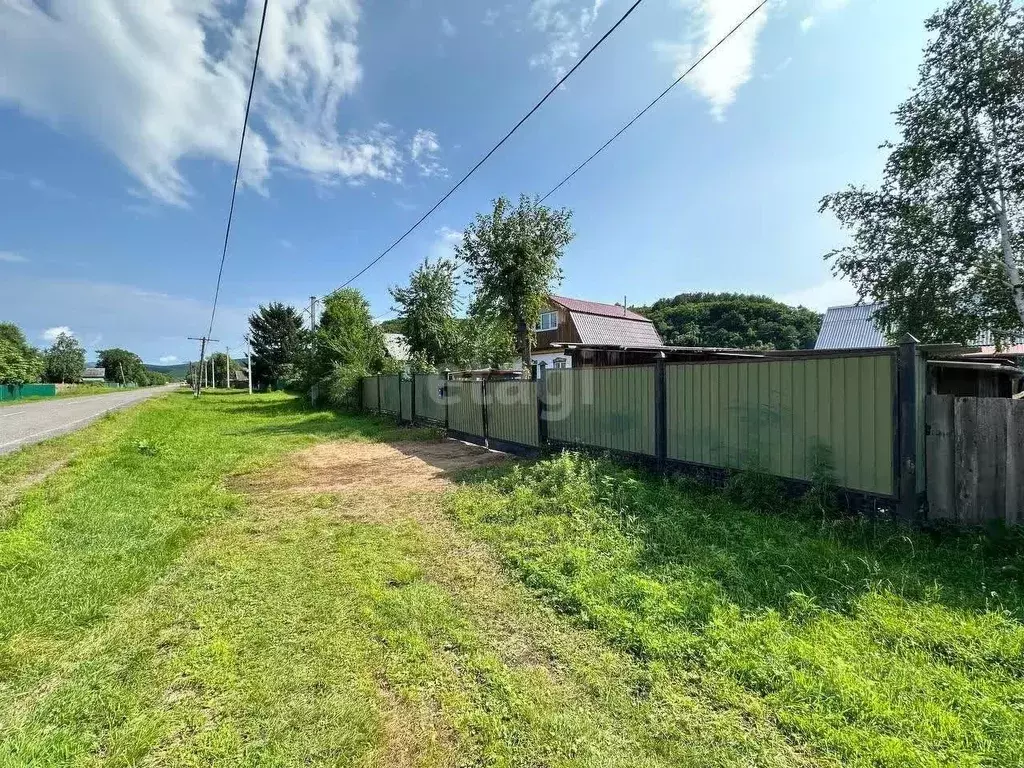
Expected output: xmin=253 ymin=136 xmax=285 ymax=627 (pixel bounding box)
xmin=324 ymin=362 xmax=368 ymax=411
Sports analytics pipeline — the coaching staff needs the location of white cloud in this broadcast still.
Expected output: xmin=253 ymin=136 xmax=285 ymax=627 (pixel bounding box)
xmin=42 ymin=326 xmax=74 ymax=342
xmin=482 ymin=8 xmax=500 ymax=26
xmin=800 ymin=1 xmax=851 ymax=34
xmin=0 ymin=0 xmax=433 ymax=205
xmin=409 ymin=129 xmax=447 ymax=178
xmin=654 ymin=0 xmax=771 ymax=120
xmin=529 ymin=0 xmax=605 ymax=77
xmin=777 ymin=278 xmax=860 ymax=312
xmin=0 ymin=251 xmax=27 ymax=263
xmin=279 ymin=238 xmax=294 ymax=249
xmin=3 ymin=275 xmax=251 ymax=363
xmin=430 ymin=227 xmax=463 ymax=261
xmin=441 ymin=17 xmax=457 ymax=37
xmin=159 ymin=355 xmax=179 ymax=364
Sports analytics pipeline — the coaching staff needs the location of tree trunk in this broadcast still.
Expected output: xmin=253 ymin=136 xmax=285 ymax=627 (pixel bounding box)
xmin=995 ymin=206 xmax=1024 ymax=330
xmin=988 ymin=118 xmax=1024 ymax=331
xmin=517 ymin=319 xmax=531 ymax=373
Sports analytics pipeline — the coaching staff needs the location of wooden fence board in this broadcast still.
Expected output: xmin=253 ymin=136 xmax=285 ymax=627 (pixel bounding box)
xmin=925 ymin=396 xmax=955 ymax=521
xmin=1006 ymin=402 xmax=1024 ymax=526
xmin=930 ymin=396 xmax=1023 ymax=526
xmin=954 ymin=398 xmax=980 ymax=524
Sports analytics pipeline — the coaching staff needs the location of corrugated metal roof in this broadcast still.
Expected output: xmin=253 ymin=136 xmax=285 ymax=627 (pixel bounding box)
xmin=551 ymin=295 xmax=647 ymax=322
xmin=814 ymin=304 xmax=888 ymax=349
xmin=570 ymin=312 xmax=664 ymax=347
xmin=82 ymin=367 xmax=106 ymax=379
xmin=383 ymin=333 xmax=411 ymax=361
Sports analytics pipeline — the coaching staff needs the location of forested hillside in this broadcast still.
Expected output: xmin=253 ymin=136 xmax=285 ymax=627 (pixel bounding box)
xmin=634 ymin=293 xmax=821 ymax=350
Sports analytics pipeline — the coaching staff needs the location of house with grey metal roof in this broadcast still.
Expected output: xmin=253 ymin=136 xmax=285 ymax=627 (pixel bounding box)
xmin=533 ymin=295 xmax=663 ymax=369
xmin=814 ymin=303 xmax=888 ymax=349
xmin=815 ymin=303 xmax=1024 ymax=353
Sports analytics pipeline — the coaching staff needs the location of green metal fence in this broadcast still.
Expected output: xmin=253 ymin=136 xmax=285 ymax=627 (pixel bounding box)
xmin=665 ymin=355 xmax=895 ymax=495
xmin=448 ymin=380 xmax=484 ymax=437
xmin=0 ymin=383 xmax=58 ymax=401
xmin=401 ymin=378 xmax=413 ymax=422
xmin=362 ymin=376 xmax=379 ymax=411
xmin=487 ymin=380 xmax=539 ymax=447
xmin=414 ymin=374 xmax=446 ymax=423
xmin=380 ymin=375 xmax=401 ymax=415
xmin=546 ymin=366 xmax=656 ymax=456
xmin=359 ymin=346 xmax=916 ymax=508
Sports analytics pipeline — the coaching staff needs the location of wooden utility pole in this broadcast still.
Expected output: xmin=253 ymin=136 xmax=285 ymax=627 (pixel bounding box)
xmin=225 ymin=346 xmax=231 ymax=390
xmin=187 ymin=336 xmax=220 ymax=398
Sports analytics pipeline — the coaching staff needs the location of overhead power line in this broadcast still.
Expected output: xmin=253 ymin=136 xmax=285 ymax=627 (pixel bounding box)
xmin=205 ymin=0 xmax=270 ymax=341
xmin=323 ymin=0 xmax=648 ymax=298
xmin=541 ymin=0 xmax=769 ymax=203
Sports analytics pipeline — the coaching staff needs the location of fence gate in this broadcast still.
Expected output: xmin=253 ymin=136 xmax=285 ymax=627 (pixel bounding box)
xmin=926 ymin=395 xmax=1024 ymax=525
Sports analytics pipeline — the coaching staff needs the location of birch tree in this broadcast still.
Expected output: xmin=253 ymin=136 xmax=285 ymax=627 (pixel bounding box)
xmin=457 ymin=195 xmax=573 ymax=369
xmin=821 ymin=0 xmax=1024 ymax=344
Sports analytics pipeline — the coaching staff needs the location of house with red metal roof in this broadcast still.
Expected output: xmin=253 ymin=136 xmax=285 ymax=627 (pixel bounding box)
xmin=533 ymin=295 xmax=663 ymax=369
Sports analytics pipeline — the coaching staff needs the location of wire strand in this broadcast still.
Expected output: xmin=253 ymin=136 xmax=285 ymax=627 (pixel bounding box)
xmin=206 ymin=0 xmax=270 ymax=339
xmin=324 ymin=0 xmax=648 ymax=298
xmin=541 ymin=0 xmax=769 ymax=203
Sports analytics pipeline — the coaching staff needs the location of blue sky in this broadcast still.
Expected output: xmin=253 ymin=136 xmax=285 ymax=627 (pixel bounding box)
xmin=0 ymin=0 xmax=942 ymax=365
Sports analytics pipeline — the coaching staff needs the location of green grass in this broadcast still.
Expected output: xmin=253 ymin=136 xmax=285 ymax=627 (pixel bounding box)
xmin=446 ymin=453 xmax=1024 ymax=768
xmin=2 ymin=396 xmax=1019 ymax=766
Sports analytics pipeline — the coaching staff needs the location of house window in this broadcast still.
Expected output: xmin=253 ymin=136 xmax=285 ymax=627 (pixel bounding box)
xmin=553 ymin=358 xmax=567 ymax=369
xmin=536 ymin=311 xmax=558 ymax=332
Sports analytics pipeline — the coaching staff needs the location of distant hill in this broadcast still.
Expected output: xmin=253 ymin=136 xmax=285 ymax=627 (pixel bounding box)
xmin=146 ymin=363 xmax=190 ymax=379
xmin=146 ymin=359 xmax=245 ymax=380
xmin=633 ymin=293 xmax=822 ymax=350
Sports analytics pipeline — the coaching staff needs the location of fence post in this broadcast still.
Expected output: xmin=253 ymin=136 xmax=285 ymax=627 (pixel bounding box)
xmin=443 ymin=370 xmax=450 ymax=432
xmin=411 ymin=373 xmax=417 ymax=425
xmin=655 ymin=353 xmax=667 ymax=471
xmin=377 ymin=376 xmax=382 ymax=417
xmin=536 ymin=363 xmax=548 ymax=447
xmin=897 ymin=335 xmax=920 ymax=523
xmin=481 ymin=376 xmax=489 ymax=448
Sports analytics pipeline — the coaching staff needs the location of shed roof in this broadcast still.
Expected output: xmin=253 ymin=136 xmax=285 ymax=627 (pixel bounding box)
xmin=570 ymin=311 xmax=664 ymax=347
xmin=814 ymin=304 xmax=887 ymax=349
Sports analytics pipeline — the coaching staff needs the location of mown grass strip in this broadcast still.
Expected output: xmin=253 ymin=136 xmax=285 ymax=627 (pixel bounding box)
xmin=445 ymin=453 xmax=1024 ymax=767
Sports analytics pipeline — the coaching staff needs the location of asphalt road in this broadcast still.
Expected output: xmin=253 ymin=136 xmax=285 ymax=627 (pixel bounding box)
xmin=0 ymin=385 xmax=178 ymax=455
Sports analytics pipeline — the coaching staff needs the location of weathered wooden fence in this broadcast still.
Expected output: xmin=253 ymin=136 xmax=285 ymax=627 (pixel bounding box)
xmin=926 ymin=395 xmax=1024 ymax=525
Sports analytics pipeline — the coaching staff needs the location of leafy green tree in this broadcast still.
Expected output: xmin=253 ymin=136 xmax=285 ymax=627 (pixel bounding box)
xmin=0 ymin=338 xmax=29 ymax=385
xmin=389 ymin=258 xmax=462 ymax=368
xmin=635 ymin=293 xmax=821 ymax=349
xmin=308 ymin=289 xmax=388 ymax=408
xmin=144 ymin=370 xmax=171 ymax=386
xmin=248 ymin=303 xmax=306 ymax=390
xmin=207 ymin=352 xmax=238 ymax=388
xmin=458 ymin=195 xmax=573 ymax=369
xmin=97 ymin=348 xmax=146 ymax=385
xmin=0 ymin=323 xmax=44 ymax=383
xmin=821 ymin=0 xmax=1024 ymax=344
xmin=44 ymin=332 xmax=86 ymax=383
